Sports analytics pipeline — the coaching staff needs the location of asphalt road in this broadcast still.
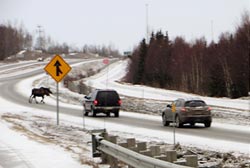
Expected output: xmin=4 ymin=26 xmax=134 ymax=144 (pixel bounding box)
xmin=0 ymin=60 xmax=249 ymax=145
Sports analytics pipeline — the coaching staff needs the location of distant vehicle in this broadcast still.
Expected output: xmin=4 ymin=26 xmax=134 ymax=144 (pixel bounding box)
xmin=37 ymin=57 xmax=44 ymax=61
xmin=83 ymin=89 xmax=121 ymax=117
xmin=162 ymin=98 xmax=212 ymax=128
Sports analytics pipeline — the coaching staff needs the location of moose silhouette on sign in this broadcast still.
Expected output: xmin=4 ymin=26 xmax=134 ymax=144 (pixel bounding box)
xmin=28 ymin=87 xmax=52 ymax=104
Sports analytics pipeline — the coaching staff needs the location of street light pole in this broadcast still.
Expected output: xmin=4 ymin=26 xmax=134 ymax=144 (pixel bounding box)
xmin=146 ymin=4 xmax=149 ymax=44
xmin=37 ymin=25 xmax=44 ymax=51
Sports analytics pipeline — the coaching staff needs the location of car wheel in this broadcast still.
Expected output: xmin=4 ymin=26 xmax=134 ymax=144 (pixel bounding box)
xmin=175 ymin=115 xmax=183 ymax=128
xmin=83 ymin=106 xmax=88 ymax=116
xmin=106 ymin=112 xmax=110 ymax=117
xmin=204 ymin=122 xmax=211 ymax=127
xmin=190 ymin=122 xmax=195 ymax=127
xmin=91 ymin=108 xmax=96 ymax=117
xmin=162 ymin=114 xmax=169 ymax=126
xmin=114 ymin=110 xmax=119 ymax=117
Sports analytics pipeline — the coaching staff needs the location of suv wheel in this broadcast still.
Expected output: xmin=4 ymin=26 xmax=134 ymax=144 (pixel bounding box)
xmin=91 ymin=108 xmax=96 ymax=117
xmin=190 ymin=122 xmax=195 ymax=127
xmin=106 ymin=112 xmax=110 ymax=117
xmin=162 ymin=114 xmax=169 ymax=126
xmin=204 ymin=122 xmax=211 ymax=127
xmin=114 ymin=110 xmax=119 ymax=117
xmin=175 ymin=115 xmax=183 ymax=128
xmin=83 ymin=106 xmax=88 ymax=116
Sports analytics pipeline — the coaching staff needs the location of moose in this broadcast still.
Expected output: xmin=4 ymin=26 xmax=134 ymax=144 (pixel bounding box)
xmin=29 ymin=87 xmax=52 ymax=104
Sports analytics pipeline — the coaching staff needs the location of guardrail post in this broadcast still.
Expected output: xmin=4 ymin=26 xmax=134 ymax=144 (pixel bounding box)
xmin=166 ymin=150 xmax=177 ymax=163
xmin=91 ymin=129 xmax=105 ymax=158
xmin=91 ymin=134 xmax=101 ymax=157
xmin=185 ymin=155 xmax=198 ymax=167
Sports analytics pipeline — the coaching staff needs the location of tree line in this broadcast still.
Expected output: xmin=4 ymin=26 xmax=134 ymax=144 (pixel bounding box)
xmin=0 ymin=24 xmax=33 ymax=60
xmin=82 ymin=44 xmax=120 ymax=57
xmin=0 ymin=23 xmax=71 ymax=60
xmin=0 ymin=23 xmax=121 ymax=60
xmin=126 ymin=13 xmax=249 ymax=98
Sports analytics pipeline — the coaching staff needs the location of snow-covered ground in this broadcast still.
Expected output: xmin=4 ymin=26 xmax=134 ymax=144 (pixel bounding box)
xmin=85 ymin=60 xmax=249 ymax=111
xmin=0 ymin=59 xmax=249 ymax=167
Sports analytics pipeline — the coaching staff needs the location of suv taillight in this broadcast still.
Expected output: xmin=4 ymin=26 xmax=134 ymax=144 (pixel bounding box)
xmin=94 ymin=100 xmax=98 ymax=105
xmin=118 ymin=99 xmax=122 ymax=105
xmin=181 ymin=107 xmax=186 ymax=112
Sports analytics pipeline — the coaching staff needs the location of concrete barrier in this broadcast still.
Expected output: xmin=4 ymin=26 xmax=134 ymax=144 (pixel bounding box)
xmin=127 ymin=138 xmax=136 ymax=148
xmin=137 ymin=142 xmax=147 ymax=151
xmin=166 ymin=150 xmax=177 ymax=163
xmin=92 ymin=130 xmax=197 ymax=168
xmin=185 ymin=155 xmax=198 ymax=167
xmin=150 ymin=145 xmax=161 ymax=156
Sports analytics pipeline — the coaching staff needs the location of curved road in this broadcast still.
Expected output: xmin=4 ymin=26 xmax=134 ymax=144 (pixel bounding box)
xmin=0 ymin=61 xmax=249 ymax=145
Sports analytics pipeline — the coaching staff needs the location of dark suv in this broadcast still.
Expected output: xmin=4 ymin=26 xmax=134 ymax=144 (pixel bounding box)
xmin=162 ymin=98 xmax=212 ymax=128
xmin=83 ymin=89 xmax=121 ymax=117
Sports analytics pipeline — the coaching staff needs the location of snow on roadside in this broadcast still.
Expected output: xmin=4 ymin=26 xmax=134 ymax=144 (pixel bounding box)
xmin=0 ymin=96 xmax=94 ymax=168
xmin=85 ymin=60 xmax=250 ymax=111
xmin=0 ymin=97 xmax=249 ymax=167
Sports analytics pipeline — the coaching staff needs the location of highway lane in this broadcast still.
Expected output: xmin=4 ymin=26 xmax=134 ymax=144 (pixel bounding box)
xmin=1 ymin=77 xmax=249 ymax=144
xmin=0 ymin=59 xmax=249 ymax=145
xmin=0 ymin=142 xmax=33 ymax=168
xmin=0 ymin=61 xmax=37 ymax=71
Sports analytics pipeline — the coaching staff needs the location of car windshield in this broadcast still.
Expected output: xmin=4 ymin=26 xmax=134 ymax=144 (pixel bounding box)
xmin=185 ymin=100 xmax=206 ymax=107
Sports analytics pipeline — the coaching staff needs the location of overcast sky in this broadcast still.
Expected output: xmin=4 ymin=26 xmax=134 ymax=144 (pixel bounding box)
xmin=0 ymin=0 xmax=249 ymax=52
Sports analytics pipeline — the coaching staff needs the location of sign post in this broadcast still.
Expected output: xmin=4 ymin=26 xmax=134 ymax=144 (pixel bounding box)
xmin=44 ymin=55 xmax=71 ymax=125
xmin=172 ymin=103 xmax=176 ymax=146
xmin=103 ymin=58 xmax=109 ymax=89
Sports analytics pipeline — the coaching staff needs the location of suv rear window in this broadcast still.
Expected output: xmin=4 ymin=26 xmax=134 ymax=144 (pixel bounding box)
xmin=185 ymin=100 xmax=206 ymax=107
xmin=96 ymin=91 xmax=120 ymax=106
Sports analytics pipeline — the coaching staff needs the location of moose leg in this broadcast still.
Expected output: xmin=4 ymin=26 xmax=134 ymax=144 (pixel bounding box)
xmin=29 ymin=95 xmax=32 ymax=103
xmin=41 ymin=96 xmax=45 ymax=104
xmin=29 ymin=94 xmax=35 ymax=103
xmin=34 ymin=96 xmax=38 ymax=104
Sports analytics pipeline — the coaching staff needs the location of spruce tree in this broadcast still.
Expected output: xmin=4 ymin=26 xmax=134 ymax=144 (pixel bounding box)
xmin=135 ymin=38 xmax=147 ymax=84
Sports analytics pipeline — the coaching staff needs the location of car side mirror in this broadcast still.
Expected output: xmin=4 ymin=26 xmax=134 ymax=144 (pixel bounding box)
xmin=167 ymin=104 xmax=172 ymax=108
xmin=84 ymin=96 xmax=90 ymax=99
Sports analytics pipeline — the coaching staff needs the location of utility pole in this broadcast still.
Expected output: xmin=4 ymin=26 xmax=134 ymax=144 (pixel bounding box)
xmin=146 ymin=4 xmax=149 ymax=44
xmin=211 ymin=20 xmax=214 ymax=42
xmin=37 ymin=25 xmax=44 ymax=51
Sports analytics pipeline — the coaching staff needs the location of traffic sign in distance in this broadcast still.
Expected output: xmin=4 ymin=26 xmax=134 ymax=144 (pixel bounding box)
xmin=103 ymin=58 xmax=109 ymax=65
xmin=44 ymin=55 xmax=71 ymax=83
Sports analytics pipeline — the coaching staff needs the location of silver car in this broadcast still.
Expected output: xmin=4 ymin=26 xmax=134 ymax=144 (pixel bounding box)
xmin=162 ymin=98 xmax=212 ymax=128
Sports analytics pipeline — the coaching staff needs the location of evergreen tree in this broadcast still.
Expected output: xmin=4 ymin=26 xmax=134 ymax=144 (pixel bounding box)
xmin=135 ymin=38 xmax=148 ymax=84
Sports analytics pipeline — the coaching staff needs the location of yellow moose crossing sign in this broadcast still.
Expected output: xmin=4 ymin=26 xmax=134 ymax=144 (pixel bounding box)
xmin=44 ymin=55 xmax=71 ymax=82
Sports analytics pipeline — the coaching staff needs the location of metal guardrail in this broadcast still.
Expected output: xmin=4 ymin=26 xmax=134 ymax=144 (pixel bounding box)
xmin=93 ymin=132 xmax=192 ymax=168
